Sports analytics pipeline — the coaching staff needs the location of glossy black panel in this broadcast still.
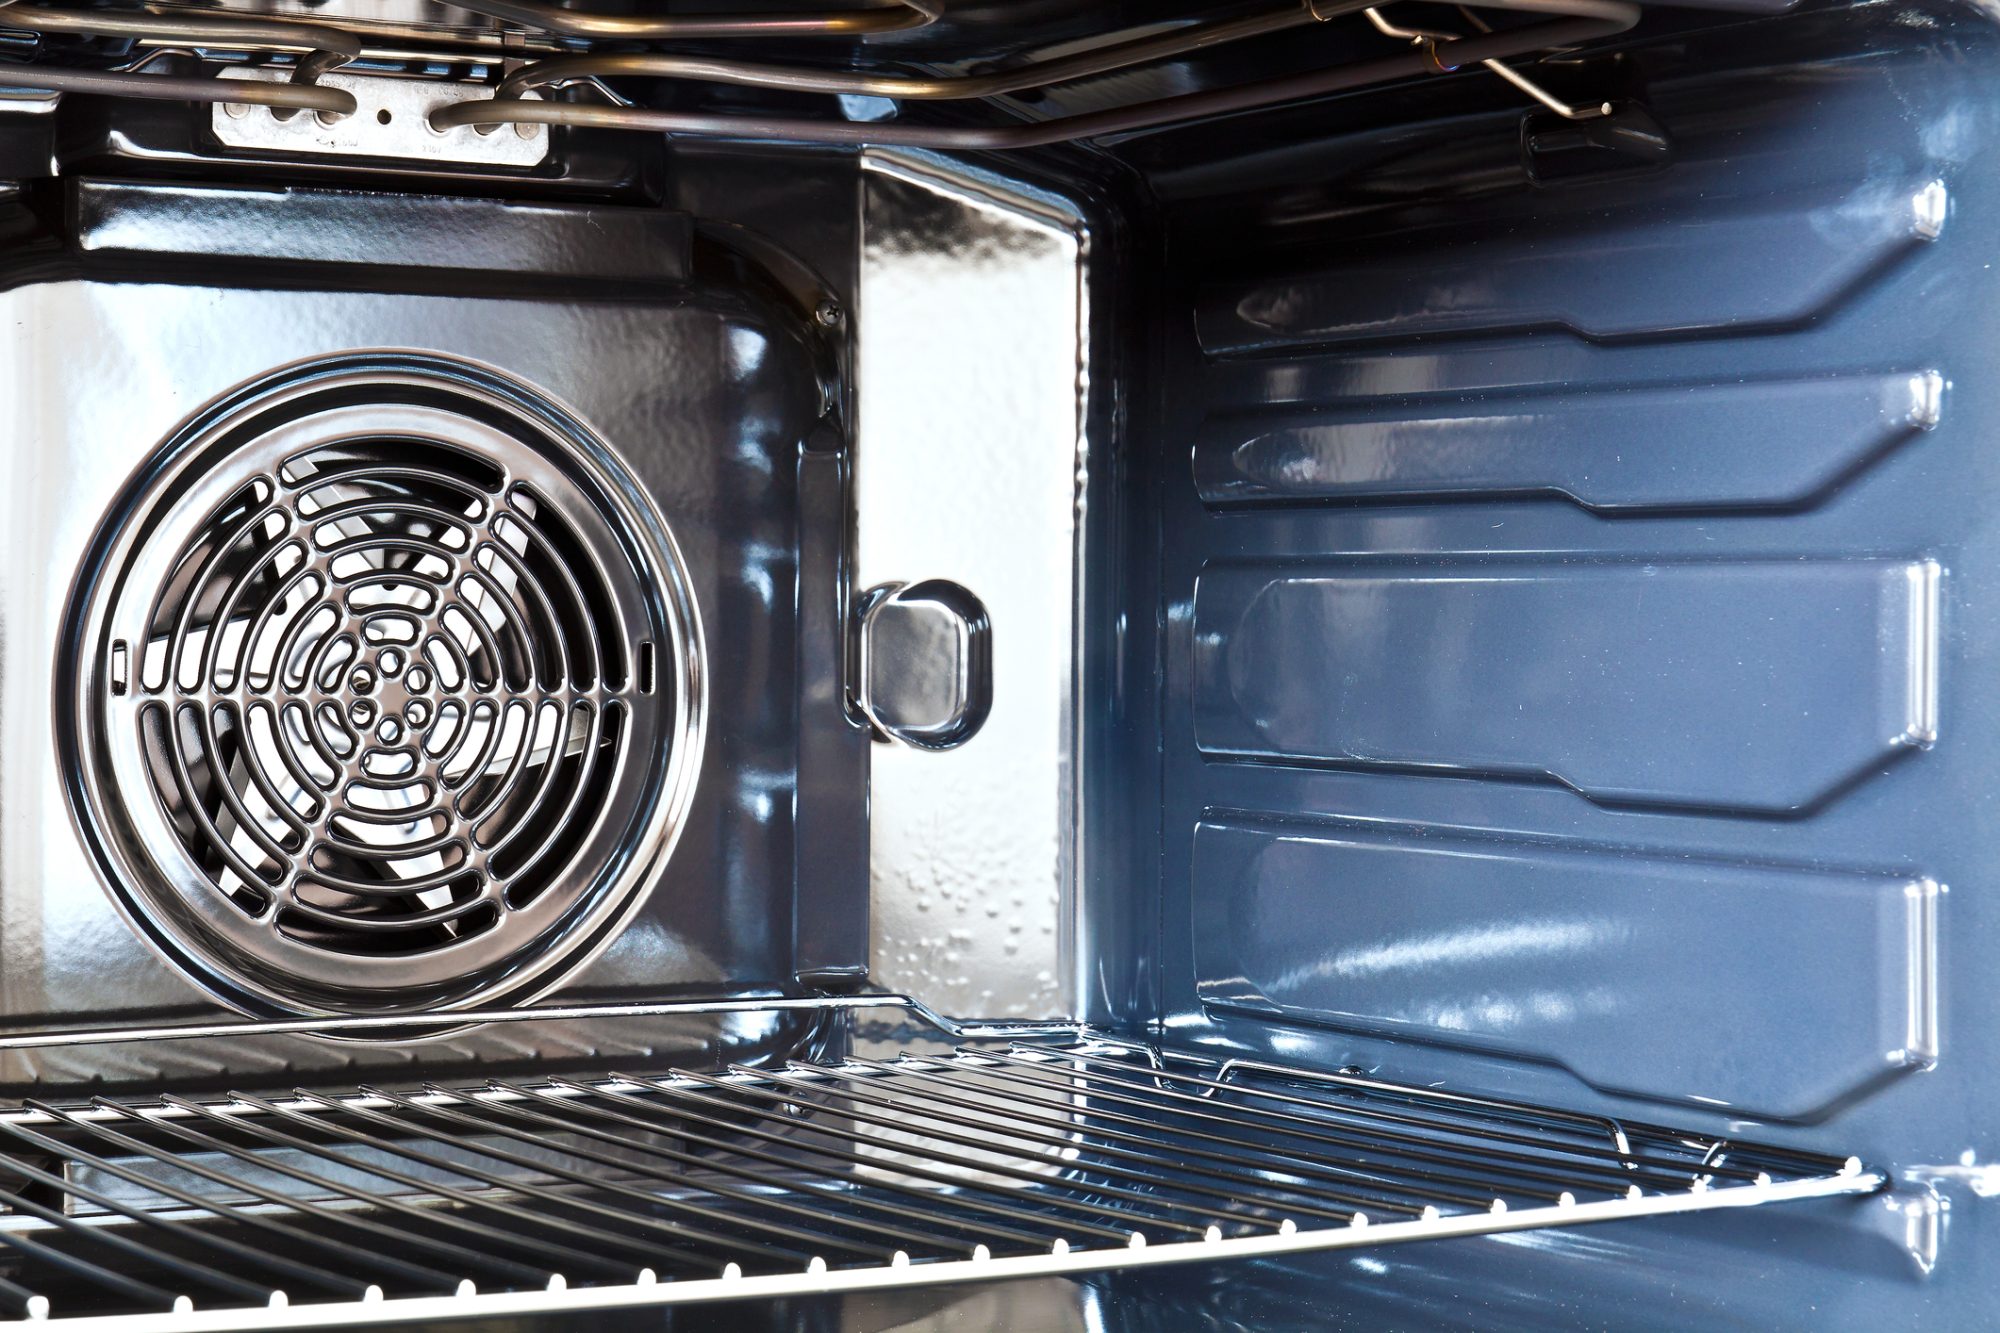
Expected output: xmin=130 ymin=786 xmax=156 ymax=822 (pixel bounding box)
xmin=70 ymin=179 xmax=690 ymax=280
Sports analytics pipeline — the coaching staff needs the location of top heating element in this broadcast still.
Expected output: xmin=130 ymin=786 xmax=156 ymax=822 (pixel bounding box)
xmin=54 ymin=356 xmax=705 ymax=1019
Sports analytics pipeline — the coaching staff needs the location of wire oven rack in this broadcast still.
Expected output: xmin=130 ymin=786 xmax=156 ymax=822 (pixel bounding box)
xmin=0 ymin=996 xmax=1882 ymax=1329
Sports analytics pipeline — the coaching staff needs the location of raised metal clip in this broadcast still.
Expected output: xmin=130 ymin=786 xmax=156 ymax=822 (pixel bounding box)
xmin=1365 ymin=5 xmax=1613 ymax=119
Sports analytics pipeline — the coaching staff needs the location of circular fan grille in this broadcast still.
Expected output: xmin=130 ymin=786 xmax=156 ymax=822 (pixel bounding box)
xmin=59 ymin=358 xmax=703 ymax=1018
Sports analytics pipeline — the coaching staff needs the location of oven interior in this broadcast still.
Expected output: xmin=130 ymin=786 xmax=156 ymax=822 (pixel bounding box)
xmin=0 ymin=0 xmax=1992 ymax=1327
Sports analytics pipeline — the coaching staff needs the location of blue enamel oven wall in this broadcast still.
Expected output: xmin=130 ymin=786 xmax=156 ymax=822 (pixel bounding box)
xmin=1085 ymin=0 xmax=2000 ymax=1325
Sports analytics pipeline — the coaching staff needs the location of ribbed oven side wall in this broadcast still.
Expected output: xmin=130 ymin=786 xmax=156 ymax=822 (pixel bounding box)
xmin=1071 ymin=0 xmax=2000 ymax=1327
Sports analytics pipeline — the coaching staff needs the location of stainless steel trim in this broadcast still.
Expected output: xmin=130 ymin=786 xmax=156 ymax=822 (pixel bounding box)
xmin=856 ymin=151 xmax=1089 ymax=1021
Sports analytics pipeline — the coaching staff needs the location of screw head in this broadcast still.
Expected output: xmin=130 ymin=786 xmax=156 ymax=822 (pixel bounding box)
xmin=814 ymin=299 xmax=842 ymax=329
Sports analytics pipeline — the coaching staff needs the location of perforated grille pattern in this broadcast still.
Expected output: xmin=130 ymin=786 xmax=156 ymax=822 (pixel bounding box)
xmin=60 ymin=359 xmax=703 ymax=1017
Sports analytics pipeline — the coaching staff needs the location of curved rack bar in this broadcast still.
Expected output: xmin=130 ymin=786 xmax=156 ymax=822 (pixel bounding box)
xmin=430 ymin=1 xmax=1641 ymax=147
xmin=0 ymin=0 xmax=361 ymax=111
xmin=494 ymin=1 xmax=1336 ymax=102
xmin=445 ymin=0 xmax=936 ymax=41
xmin=0 ymin=6 xmax=362 ymax=64
xmin=0 ymin=60 xmax=357 ymax=114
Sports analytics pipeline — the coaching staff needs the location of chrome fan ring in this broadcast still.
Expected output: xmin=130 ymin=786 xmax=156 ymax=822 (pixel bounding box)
xmin=57 ymin=356 xmax=704 ymax=1019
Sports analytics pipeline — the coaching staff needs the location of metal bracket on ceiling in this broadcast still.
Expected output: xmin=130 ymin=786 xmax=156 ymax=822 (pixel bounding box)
xmin=1363 ymin=4 xmax=1613 ymax=119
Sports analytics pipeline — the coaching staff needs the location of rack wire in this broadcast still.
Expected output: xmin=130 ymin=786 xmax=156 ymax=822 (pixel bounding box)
xmin=0 ymin=1003 xmax=1882 ymax=1329
xmin=0 ymin=0 xmax=1640 ymax=149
